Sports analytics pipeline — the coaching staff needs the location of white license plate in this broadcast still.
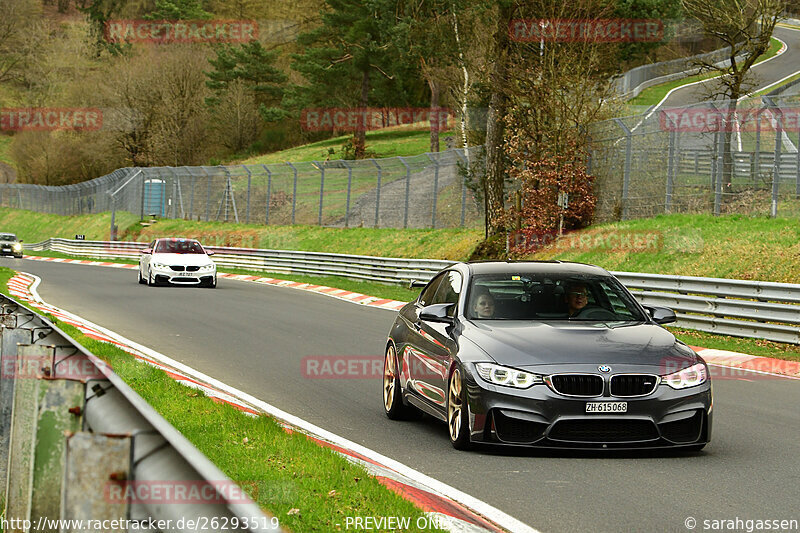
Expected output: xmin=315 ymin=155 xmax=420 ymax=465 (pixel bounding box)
xmin=586 ymin=402 xmax=628 ymax=413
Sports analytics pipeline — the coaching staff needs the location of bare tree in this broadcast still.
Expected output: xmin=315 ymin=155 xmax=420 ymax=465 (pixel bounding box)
xmin=682 ymin=0 xmax=783 ymax=190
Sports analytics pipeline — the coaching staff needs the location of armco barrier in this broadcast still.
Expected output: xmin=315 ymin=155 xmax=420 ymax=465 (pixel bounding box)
xmin=0 ymin=290 xmax=280 ymax=531
xmin=24 ymin=239 xmax=800 ymax=344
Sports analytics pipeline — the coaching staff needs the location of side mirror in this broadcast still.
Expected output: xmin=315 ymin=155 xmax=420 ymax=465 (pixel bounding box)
xmin=419 ymin=303 xmax=455 ymax=324
xmin=206 ymin=251 xmax=215 ymax=256
xmin=645 ymin=306 xmax=676 ymax=325
xmin=141 ymin=248 xmax=151 ymax=254
xmin=18 ymin=240 xmax=23 ymax=243
xmin=408 ymin=279 xmax=428 ymax=289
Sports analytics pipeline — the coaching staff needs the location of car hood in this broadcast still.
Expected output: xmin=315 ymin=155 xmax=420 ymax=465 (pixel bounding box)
xmin=151 ymin=253 xmax=214 ymax=266
xmin=462 ymin=320 xmax=696 ymax=367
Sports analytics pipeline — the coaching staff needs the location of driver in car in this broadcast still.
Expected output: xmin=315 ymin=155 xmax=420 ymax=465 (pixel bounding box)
xmin=565 ymin=282 xmax=590 ymax=317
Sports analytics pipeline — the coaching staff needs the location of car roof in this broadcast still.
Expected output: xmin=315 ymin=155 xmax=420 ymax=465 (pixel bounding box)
xmin=464 ymin=261 xmax=611 ymax=277
xmin=156 ymin=237 xmax=201 ymax=243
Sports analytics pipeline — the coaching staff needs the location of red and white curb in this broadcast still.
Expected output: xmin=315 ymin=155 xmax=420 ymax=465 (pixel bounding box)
xmin=22 ymin=255 xmax=407 ymax=312
xmin=8 ymin=272 xmax=537 ymax=533
xmin=691 ymin=347 xmax=800 ymax=380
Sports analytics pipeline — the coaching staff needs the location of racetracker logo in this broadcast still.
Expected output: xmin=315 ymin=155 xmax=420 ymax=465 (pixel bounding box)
xmin=104 ymin=480 xmax=254 ymax=505
xmin=300 ymin=107 xmax=453 ymax=132
xmin=302 ymin=356 xmax=440 ymax=379
xmin=1 ymin=355 xmax=109 ymax=380
xmin=508 ymin=229 xmax=663 ymax=255
xmin=104 ymin=20 xmax=258 ymax=44
xmin=509 ymin=19 xmax=663 ymax=42
xmin=659 ymin=107 xmax=800 ymax=132
xmin=0 ymin=108 xmax=102 ymax=132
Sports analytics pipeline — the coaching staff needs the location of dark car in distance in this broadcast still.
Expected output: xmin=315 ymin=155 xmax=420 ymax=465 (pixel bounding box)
xmin=383 ymin=261 xmax=712 ymax=451
xmin=0 ymin=233 xmax=23 ymax=258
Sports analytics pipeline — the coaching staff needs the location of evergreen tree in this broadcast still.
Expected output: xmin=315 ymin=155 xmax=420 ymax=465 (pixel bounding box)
xmin=206 ymin=41 xmax=288 ymax=122
xmin=144 ymin=0 xmax=211 ymax=20
xmin=289 ymin=0 xmax=401 ymax=158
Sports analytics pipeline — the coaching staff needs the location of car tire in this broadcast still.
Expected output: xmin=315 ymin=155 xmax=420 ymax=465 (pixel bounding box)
xmin=447 ymin=366 xmax=472 ymax=450
xmin=138 ymin=270 xmax=146 ymax=285
xmin=383 ymin=344 xmax=412 ymax=420
xmin=14 ymin=255 xmax=22 ymax=259
xmin=203 ymin=276 xmax=217 ymax=288
xmin=148 ymin=271 xmax=157 ymax=287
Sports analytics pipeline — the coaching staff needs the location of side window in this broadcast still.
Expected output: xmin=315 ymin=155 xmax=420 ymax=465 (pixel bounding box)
xmin=431 ymin=271 xmax=463 ymax=316
xmin=418 ymin=274 xmax=445 ymax=307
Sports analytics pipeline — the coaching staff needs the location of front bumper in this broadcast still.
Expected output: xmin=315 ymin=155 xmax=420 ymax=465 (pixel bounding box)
xmin=463 ymin=364 xmax=712 ymax=449
xmin=152 ymin=267 xmax=215 ymax=285
xmin=0 ymin=247 xmax=22 ymax=257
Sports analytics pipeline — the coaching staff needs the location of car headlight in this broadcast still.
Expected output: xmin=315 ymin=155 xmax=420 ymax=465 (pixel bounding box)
xmin=662 ymin=362 xmax=708 ymax=389
xmin=151 ymin=263 xmax=168 ymax=270
xmin=12 ymin=243 xmax=21 ymax=251
xmin=475 ymin=363 xmax=543 ymax=389
xmin=198 ymin=264 xmax=215 ymax=271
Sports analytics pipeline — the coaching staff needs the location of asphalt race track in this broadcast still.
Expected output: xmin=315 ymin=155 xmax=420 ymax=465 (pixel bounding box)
xmin=661 ymin=25 xmax=800 ymax=108
xmin=10 ymin=258 xmax=800 ymax=533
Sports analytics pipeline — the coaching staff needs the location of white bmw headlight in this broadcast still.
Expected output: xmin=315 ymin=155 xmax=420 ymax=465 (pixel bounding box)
xmin=475 ymin=363 xmax=543 ymax=389
xmin=12 ymin=243 xmax=21 ymax=251
xmin=152 ymin=263 xmax=168 ymax=270
xmin=662 ymin=362 xmax=708 ymax=389
xmin=198 ymin=264 xmax=215 ymax=271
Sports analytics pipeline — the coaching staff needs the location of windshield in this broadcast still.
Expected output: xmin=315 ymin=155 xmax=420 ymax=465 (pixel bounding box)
xmin=155 ymin=239 xmax=205 ymax=254
xmin=466 ymin=273 xmax=646 ymax=322
xmin=0 ymin=234 xmax=17 ymax=242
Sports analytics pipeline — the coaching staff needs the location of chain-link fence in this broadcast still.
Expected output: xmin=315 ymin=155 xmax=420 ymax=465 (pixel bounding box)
xmin=589 ymin=94 xmax=800 ymax=221
xmin=0 ymin=148 xmax=485 ymax=232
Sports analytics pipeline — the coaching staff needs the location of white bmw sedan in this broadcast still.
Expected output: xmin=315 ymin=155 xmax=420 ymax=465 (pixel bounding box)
xmin=138 ymin=238 xmax=217 ymax=288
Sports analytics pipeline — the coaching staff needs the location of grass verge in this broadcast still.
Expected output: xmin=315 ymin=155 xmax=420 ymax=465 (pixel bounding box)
xmin=239 ymin=128 xmax=457 ymax=166
xmin=531 ymin=213 xmax=800 ymax=284
xmin=0 ymin=208 xmax=140 ymax=243
xmin=1 ymin=208 xmax=482 ymax=261
xmin=667 ymin=327 xmax=800 ymax=362
xmin=0 ymin=265 xmax=444 ymax=532
xmin=630 ymin=37 xmax=783 ymax=106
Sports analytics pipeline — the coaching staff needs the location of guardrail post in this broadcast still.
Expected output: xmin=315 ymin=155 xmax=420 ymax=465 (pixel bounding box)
xmin=370 ymin=159 xmax=381 ymax=228
xmin=398 ymin=157 xmax=411 ymax=228
xmin=0 ymin=321 xmax=31 ymax=496
xmin=287 ymin=162 xmax=298 ymax=225
xmin=315 ymin=161 xmax=324 ymax=226
xmin=342 ymin=161 xmax=353 ymax=227
xmin=62 ymin=433 xmax=131 ymax=526
xmin=426 ymin=154 xmax=440 ymax=228
xmin=243 ymin=165 xmax=252 ymax=224
xmin=613 ymin=119 xmax=632 ymax=219
xmin=262 ymin=164 xmax=272 ymax=225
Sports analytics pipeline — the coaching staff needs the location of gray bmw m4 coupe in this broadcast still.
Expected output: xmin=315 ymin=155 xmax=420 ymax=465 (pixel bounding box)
xmin=383 ymin=261 xmax=712 ymax=451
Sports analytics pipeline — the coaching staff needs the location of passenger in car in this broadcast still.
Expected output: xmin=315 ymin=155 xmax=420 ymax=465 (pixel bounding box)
xmin=471 ymin=289 xmax=496 ymax=319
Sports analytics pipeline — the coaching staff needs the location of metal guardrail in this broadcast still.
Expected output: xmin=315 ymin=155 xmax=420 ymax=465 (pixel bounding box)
xmin=25 ymin=238 xmax=454 ymax=284
xmin=23 ymin=238 xmax=800 ymax=344
xmin=0 ymin=290 xmax=280 ymax=531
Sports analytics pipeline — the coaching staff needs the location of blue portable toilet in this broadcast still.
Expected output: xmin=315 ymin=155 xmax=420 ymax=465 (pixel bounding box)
xmin=143 ymin=178 xmax=166 ymax=217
